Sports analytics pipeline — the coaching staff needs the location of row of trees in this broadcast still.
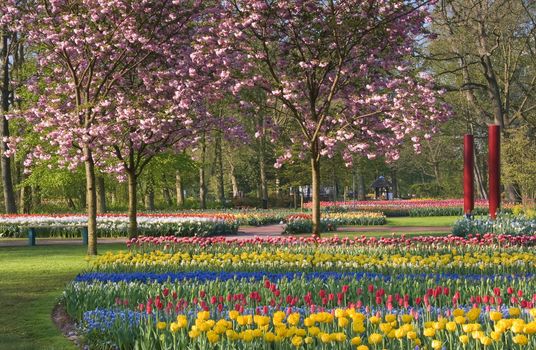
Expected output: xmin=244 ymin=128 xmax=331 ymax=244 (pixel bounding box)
xmin=0 ymin=1 xmax=534 ymax=254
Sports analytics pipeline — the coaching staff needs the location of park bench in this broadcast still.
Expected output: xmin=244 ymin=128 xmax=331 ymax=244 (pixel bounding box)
xmin=27 ymin=226 xmax=89 ymax=246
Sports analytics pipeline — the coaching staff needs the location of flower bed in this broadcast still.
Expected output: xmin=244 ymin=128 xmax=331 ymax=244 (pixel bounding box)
xmin=63 ymin=236 xmax=536 ymax=349
xmin=282 ymin=212 xmax=386 ymax=234
xmin=305 ymin=199 xmax=513 ymax=217
xmin=0 ymin=214 xmax=239 ymax=238
xmin=453 ymin=214 xmax=536 ymax=237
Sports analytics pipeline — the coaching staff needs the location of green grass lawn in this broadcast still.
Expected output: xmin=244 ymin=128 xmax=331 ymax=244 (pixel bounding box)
xmin=0 ymin=244 xmax=123 ymax=350
xmin=385 ymin=215 xmax=459 ymax=227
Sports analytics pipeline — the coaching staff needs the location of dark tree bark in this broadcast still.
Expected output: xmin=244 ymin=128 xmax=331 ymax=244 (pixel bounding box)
xmin=175 ymin=171 xmax=184 ymax=206
xmin=356 ymin=166 xmax=366 ymax=201
xmin=199 ymin=133 xmax=207 ymax=209
xmin=310 ymin=140 xmax=321 ymax=237
xmin=215 ymin=132 xmax=225 ymax=207
xmin=83 ymin=146 xmax=98 ymax=255
xmin=127 ymin=170 xmax=138 ymax=238
xmin=96 ymin=176 xmax=107 ymax=214
xmin=145 ymin=177 xmax=155 ymax=211
xmin=0 ymin=31 xmax=17 ymax=214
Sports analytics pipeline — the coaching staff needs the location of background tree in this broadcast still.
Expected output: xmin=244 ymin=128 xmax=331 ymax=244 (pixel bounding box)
xmin=428 ymin=0 xmax=536 ymax=201
xmin=8 ymin=0 xmax=237 ymax=253
xmin=217 ymin=0 xmax=450 ymax=235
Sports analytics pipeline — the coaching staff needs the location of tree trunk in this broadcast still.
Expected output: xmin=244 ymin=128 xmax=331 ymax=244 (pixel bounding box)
xmin=259 ymin=157 xmax=268 ymax=209
xmin=175 ymin=171 xmax=184 ymax=206
xmin=145 ymin=178 xmax=155 ymax=211
xmin=96 ymin=176 xmax=106 ymax=214
xmin=356 ymin=166 xmax=366 ymax=201
xmin=229 ymin=162 xmax=239 ymax=198
xmin=474 ymin=148 xmax=488 ymax=200
xmin=310 ymin=142 xmax=321 ymax=237
xmin=391 ymin=169 xmax=398 ymax=199
xmin=20 ymin=184 xmax=31 ymax=214
xmin=127 ymin=171 xmax=138 ymax=238
xmin=215 ymin=133 xmax=225 ymax=207
xmin=84 ymin=146 xmax=97 ymax=256
xmin=199 ymin=134 xmax=207 ymax=209
xmin=0 ymin=32 xmax=16 ymax=214
xmin=163 ymin=187 xmax=172 ymax=207
xmin=33 ymin=185 xmax=41 ymax=207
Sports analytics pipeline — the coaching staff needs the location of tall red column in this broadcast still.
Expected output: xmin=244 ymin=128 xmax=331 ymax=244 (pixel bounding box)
xmin=463 ymin=135 xmax=474 ymax=215
xmin=488 ymin=125 xmax=500 ymax=219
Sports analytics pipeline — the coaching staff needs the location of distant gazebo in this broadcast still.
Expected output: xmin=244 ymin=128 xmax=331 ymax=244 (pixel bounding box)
xmin=371 ymin=176 xmax=392 ymax=200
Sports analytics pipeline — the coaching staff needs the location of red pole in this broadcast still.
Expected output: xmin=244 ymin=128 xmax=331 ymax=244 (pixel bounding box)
xmin=463 ymin=134 xmax=474 ymax=215
xmin=488 ymin=125 xmax=500 ymax=219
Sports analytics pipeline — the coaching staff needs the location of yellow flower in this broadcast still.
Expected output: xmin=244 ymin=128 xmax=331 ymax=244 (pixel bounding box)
xmin=229 ymin=310 xmax=239 ymax=320
xmin=453 ymin=309 xmax=465 ymax=317
xmin=406 ymin=331 xmax=417 ymax=340
xmin=188 ymin=329 xmax=200 ymax=338
xmin=334 ymin=332 xmax=346 ymax=342
xmin=385 ymin=314 xmax=396 ymax=323
xmin=335 ymin=309 xmax=347 ymax=318
xmin=529 ymin=308 xmax=536 ymax=318
xmin=197 ymin=311 xmax=210 ymax=321
xmin=320 ymin=333 xmax=331 ymax=343
xmin=207 ymin=331 xmax=219 ymax=344
xmin=471 ymin=331 xmax=484 ymax=340
xmin=459 ymin=335 xmax=469 ymax=344
xmin=466 ymin=308 xmax=481 ymax=322
xmin=513 ymin=334 xmax=528 ymax=345
xmin=455 ymin=316 xmax=467 ymax=324
xmin=304 ymin=317 xmax=314 ymax=327
xmin=351 ymin=336 xmax=362 ymax=345
xmin=352 ymin=321 xmax=365 ymax=333
xmin=338 ymin=317 xmax=349 ymax=328
xmin=308 ymin=326 xmax=321 ymax=336
xmin=490 ymin=331 xmax=501 ymax=341
xmin=176 ymin=315 xmax=188 ymax=328
xmin=512 ymin=322 xmax=525 ymax=333
xmin=446 ymin=321 xmax=457 ymax=331
xmin=357 ymin=346 xmax=370 ymax=350
xmin=264 ymin=332 xmax=276 ymax=342
xmin=401 ymin=314 xmax=413 ymax=324
xmin=431 ymin=340 xmax=442 ymax=349
xmin=169 ymin=322 xmax=180 ymax=333
xmin=379 ymin=323 xmax=392 ymax=333
xmin=288 ymin=313 xmax=301 ymax=326
xmin=369 ymin=316 xmax=381 ymax=324
xmin=304 ymin=336 xmax=313 ymax=344
xmin=395 ymin=328 xmax=406 ymax=339
xmin=489 ymin=311 xmax=503 ymax=322
xmin=291 ymin=336 xmax=303 ymax=347
xmin=423 ymin=328 xmax=436 ymax=337
xmin=509 ymin=307 xmax=521 ymax=317
xmin=524 ymin=322 xmax=536 ymax=334
xmin=156 ymin=321 xmax=167 ymax=330
xmin=480 ymin=336 xmax=493 ymax=346
xmin=368 ymin=333 xmax=383 ymax=345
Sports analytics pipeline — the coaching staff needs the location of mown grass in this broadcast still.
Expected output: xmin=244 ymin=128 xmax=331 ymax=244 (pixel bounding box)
xmin=0 ymin=243 xmax=123 ymax=350
xmin=385 ymin=215 xmax=459 ymax=227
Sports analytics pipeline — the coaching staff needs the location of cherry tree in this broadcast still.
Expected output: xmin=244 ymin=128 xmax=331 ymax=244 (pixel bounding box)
xmin=6 ymin=0 xmax=235 ymax=254
xmin=216 ymin=0 xmax=451 ymax=235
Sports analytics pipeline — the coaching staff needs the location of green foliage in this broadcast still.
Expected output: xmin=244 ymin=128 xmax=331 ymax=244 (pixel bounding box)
xmin=503 ymin=126 xmax=536 ymax=200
